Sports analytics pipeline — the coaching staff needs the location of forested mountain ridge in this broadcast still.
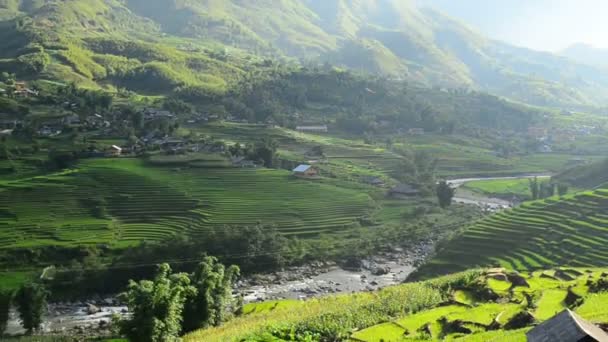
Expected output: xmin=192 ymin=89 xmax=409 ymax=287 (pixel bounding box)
xmin=2 ymin=0 xmax=608 ymax=109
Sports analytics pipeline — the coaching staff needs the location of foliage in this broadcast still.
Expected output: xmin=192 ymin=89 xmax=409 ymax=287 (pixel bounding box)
xmin=0 ymin=290 xmax=12 ymax=336
xmin=119 ymin=264 xmax=194 ymax=342
xmin=436 ymin=181 xmax=455 ymax=208
xmin=182 ymin=256 xmax=240 ymax=332
xmin=14 ymin=283 xmax=48 ymax=334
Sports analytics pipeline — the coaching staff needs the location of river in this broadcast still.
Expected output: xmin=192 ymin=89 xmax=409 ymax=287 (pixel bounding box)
xmin=5 ymin=174 xmax=546 ymax=336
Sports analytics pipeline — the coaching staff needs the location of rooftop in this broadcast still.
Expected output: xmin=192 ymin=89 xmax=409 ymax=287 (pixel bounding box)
xmin=293 ymin=164 xmax=312 ymax=173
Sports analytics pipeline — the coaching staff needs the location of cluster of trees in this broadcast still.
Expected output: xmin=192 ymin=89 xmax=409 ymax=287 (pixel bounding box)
xmin=119 ymin=257 xmax=239 ymax=342
xmin=528 ymin=177 xmax=569 ymax=200
xmin=228 ymin=138 xmax=278 ymax=167
xmin=396 ymin=148 xmax=437 ymax=195
xmin=436 ymin=181 xmax=456 ymax=209
xmin=0 ymin=283 xmax=49 ymax=336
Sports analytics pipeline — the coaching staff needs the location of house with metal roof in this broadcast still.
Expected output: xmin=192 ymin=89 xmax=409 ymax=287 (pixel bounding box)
xmin=387 ymin=184 xmax=420 ymax=199
xmin=527 ymin=309 xmax=608 ymax=342
xmin=293 ymin=164 xmax=320 ymax=179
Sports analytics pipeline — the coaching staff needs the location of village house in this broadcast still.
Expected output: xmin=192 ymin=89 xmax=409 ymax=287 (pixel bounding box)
xmin=63 ymin=114 xmax=81 ymax=126
xmin=361 ymin=176 xmax=385 ymax=187
xmin=143 ymin=108 xmax=175 ymax=121
xmin=106 ymin=145 xmax=122 ymax=157
xmin=526 ymin=309 xmax=608 ymax=342
xmin=293 ymin=164 xmax=320 ymax=179
xmin=13 ymin=82 xmax=39 ymax=97
xmin=387 ymin=184 xmax=420 ymax=199
xmin=528 ymin=126 xmax=549 ymax=140
xmin=296 ymin=125 xmax=328 ymax=133
xmin=0 ymin=119 xmax=21 ymax=130
xmin=407 ymin=128 xmax=425 ymax=135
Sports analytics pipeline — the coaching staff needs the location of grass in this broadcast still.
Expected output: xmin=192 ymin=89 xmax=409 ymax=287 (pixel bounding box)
xmin=186 ymin=268 xmax=608 ymax=341
xmin=413 ymin=185 xmax=608 ymax=279
xmin=463 ymin=177 xmax=548 ymax=200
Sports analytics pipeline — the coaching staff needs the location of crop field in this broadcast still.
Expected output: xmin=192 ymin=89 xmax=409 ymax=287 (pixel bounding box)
xmin=414 ymin=186 xmax=608 ymax=278
xmin=0 ymin=158 xmax=374 ymax=250
xmin=462 ymin=177 xmax=550 ymax=200
xmin=195 ymin=123 xmax=602 ymax=179
xmin=186 ymin=268 xmax=608 ymax=341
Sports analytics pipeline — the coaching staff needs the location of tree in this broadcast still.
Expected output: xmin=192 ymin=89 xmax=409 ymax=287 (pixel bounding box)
xmin=14 ymin=283 xmax=48 ymax=334
xmin=529 ymin=177 xmax=539 ymax=200
xmin=182 ymin=256 xmax=240 ymax=333
xmin=120 ymin=264 xmax=194 ymax=342
xmin=251 ymin=138 xmax=278 ymax=167
xmin=0 ymin=290 xmax=12 ymax=336
xmin=436 ymin=181 xmax=455 ymax=208
xmin=557 ymin=183 xmax=569 ymax=196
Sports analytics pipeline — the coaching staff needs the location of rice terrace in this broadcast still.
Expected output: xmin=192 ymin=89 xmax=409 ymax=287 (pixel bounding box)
xmin=4 ymin=0 xmax=608 ymax=341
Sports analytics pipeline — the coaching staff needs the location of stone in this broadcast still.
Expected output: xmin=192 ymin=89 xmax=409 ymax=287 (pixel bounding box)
xmin=86 ymin=303 xmax=101 ymax=315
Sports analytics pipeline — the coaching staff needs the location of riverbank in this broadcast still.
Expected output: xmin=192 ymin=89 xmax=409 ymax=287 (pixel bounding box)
xmin=5 ymin=242 xmax=434 ymax=337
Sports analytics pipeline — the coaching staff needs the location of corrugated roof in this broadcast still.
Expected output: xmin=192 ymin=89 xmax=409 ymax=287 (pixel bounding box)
xmin=527 ymin=309 xmax=608 ymax=342
xmin=293 ymin=164 xmax=312 ymax=173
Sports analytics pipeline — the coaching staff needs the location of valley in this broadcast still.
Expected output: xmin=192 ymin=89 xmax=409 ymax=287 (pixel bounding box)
xmin=3 ymin=0 xmax=608 ymax=341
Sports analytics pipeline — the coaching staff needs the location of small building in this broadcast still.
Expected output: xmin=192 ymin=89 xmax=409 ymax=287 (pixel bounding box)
xmin=361 ymin=176 xmax=385 ymax=187
xmin=296 ymin=125 xmax=328 ymax=133
xmin=387 ymin=184 xmax=420 ymax=199
xmin=231 ymin=156 xmax=256 ymax=168
xmin=528 ymin=126 xmax=549 ymax=140
xmin=63 ymin=114 xmax=81 ymax=126
xmin=526 ymin=309 xmax=608 ymax=342
xmin=407 ymin=128 xmax=425 ymax=135
xmin=293 ymin=164 xmax=320 ymax=179
xmin=538 ymin=144 xmax=553 ymax=153
xmin=0 ymin=119 xmax=20 ymax=129
xmin=107 ymin=145 xmax=122 ymax=156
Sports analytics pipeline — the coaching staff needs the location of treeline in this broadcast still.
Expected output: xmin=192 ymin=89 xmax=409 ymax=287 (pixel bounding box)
xmin=177 ymin=67 xmax=541 ymax=135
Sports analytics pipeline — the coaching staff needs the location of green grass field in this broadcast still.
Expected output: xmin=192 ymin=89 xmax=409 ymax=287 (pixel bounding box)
xmin=185 ymin=268 xmax=608 ymax=341
xmin=415 ymin=186 xmax=608 ymax=278
xmin=462 ymin=177 xmax=549 ymax=200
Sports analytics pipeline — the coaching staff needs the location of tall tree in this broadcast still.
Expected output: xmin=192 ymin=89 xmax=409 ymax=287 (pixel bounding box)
xmin=529 ymin=177 xmax=539 ymax=200
xmin=0 ymin=290 xmax=12 ymax=336
xmin=182 ymin=256 xmax=240 ymax=333
xmin=14 ymin=283 xmax=48 ymax=334
xmin=436 ymin=181 xmax=455 ymax=208
xmin=120 ymin=263 xmax=194 ymax=342
xmin=557 ymin=183 xmax=569 ymax=196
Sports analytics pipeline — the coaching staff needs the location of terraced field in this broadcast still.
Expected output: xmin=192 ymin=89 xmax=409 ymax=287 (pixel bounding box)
xmin=0 ymin=158 xmax=373 ymax=249
xmin=415 ymin=186 xmax=608 ymax=278
xmin=186 ymin=268 xmax=608 ymax=341
xmin=351 ymin=269 xmax=608 ymax=341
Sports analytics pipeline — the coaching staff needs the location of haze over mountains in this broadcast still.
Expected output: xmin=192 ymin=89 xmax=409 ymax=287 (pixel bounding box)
xmin=3 ymin=0 xmax=608 ymax=108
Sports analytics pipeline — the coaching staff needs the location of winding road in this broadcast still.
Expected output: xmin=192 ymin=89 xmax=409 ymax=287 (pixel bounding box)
xmin=447 ymin=174 xmax=552 ymax=209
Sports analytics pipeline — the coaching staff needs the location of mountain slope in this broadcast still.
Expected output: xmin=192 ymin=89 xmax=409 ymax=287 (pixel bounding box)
xmin=2 ymin=0 xmax=608 ymax=108
xmin=561 ymin=43 xmax=608 ymax=68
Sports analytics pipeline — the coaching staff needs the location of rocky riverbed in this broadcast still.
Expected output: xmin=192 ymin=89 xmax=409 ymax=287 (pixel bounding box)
xmin=5 ymin=242 xmax=433 ymax=336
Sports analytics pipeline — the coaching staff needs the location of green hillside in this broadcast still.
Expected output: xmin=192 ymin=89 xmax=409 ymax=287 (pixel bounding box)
xmin=414 ymin=186 xmax=608 ymax=279
xmin=554 ymin=158 xmax=608 ymax=188
xmin=185 ymin=268 xmax=608 ymax=341
xmin=2 ymin=0 xmax=608 ymax=107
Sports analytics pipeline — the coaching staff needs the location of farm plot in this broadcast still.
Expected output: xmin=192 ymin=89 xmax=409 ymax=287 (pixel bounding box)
xmin=414 ymin=187 xmax=608 ymax=279
xmin=0 ymin=158 xmax=374 ymax=250
xmin=351 ymin=269 xmax=607 ymax=342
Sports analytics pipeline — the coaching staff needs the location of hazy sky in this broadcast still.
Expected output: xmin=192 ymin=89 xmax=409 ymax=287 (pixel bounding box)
xmin=422 ymin=0 xmax=608 ymax=52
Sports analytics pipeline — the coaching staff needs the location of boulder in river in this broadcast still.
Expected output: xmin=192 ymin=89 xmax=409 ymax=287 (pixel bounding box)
xmin=86 ymin=303 xmax=101 ymax=315
xmin=372 ymin=266 xmax=391 ymax=276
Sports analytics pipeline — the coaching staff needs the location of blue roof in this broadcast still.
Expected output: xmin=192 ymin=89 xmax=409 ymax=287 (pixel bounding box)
xmin=293 ymin=164 xmax=312 ymax=172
